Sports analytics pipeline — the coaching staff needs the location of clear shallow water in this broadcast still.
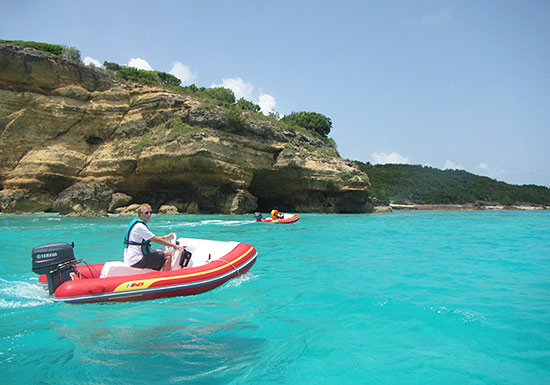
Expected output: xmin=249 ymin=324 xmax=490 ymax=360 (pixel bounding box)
xmin=1 ymin=211 xmax=549 ymax=384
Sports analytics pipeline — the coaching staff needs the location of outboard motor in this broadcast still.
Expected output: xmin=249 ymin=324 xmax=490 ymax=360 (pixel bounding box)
xmin=254 ymin=212 xmax=263 ymax=222
xmin=32 ymin=242 xmax=77 ymax=295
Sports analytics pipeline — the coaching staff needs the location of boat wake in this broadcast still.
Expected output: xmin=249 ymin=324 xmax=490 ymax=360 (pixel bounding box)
xmin=199 ymin=219 xmax=253 ymax=227
xmin=225 ymin=272 xmax=258 ymax=288
xmin=152 ymin=217 xmax=256 ymax=232
xmin=0 ymin=278 xmax=52 ymax=308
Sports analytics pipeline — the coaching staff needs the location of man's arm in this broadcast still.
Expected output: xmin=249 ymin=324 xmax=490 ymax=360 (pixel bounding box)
xmin=149 ymin=235 xmax=183 ymax=250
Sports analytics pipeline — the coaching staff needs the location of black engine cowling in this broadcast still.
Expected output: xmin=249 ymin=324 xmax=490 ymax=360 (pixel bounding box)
xmin=32 ymin=242 xmax=77 ymax=295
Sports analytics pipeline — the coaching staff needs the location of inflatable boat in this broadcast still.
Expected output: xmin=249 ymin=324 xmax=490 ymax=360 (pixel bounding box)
xmin=254 ymin=212 xmax=300 ymax=224
xmin=32 ymin=236 xmax=257 ymax=304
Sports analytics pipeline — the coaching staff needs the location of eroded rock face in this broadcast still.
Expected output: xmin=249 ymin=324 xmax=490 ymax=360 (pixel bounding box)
xmin=0 ymin=43 xmax=373 ymax=215
xmin=52 ymin=181 xmax=113 ymax=216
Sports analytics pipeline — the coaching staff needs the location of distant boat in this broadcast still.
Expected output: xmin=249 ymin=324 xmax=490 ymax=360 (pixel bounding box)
xmin=254 ymin=212 xmax=300 ymax=224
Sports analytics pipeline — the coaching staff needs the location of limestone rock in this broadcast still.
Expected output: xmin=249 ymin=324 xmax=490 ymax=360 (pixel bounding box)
xmin=184 ymin=202 xmax=200 ymax=214
xmin=0 ymin=42 xmax=374 ymax=215
xmin=159 ymin=205 xmax=179 ymax=214
xmin=53 ymin=182 xmax=113 ymax=216
xmin=108 ymin=192 xmax=133 ymax=212
xmin=0 ymin=189 xmax=55 ymax=213
xmin=115 ymin=204 xmax=140 ymax=217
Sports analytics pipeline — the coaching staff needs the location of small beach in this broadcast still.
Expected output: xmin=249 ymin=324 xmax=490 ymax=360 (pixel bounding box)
xmin=388 ymin=203 xmax=550 ymax=211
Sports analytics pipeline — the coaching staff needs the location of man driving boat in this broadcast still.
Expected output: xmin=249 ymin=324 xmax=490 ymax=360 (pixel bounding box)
xmin=123 ymin=203 xmax=184 ymax=271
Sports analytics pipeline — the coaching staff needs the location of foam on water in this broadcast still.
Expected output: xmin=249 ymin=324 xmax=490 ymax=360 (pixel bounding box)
xmin=224 ymin=272 xmax=258 ymax=288
xmin=0 ymin=278 xmax=52 ymax=308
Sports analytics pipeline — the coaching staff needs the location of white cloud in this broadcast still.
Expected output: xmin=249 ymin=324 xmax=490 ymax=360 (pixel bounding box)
xmin=83 ymin=56 xmax=102 ymax=67
xmin=422 ymin=9 xmax=451 ymax=26
xmin=371 ymin=152 xmax=409 ymax=164
xmin=477 ymin=162 xmax=490 ymax=170
xmin=211 ymin=77 xmax=253 ymax=100
xmin=128 ymin=57 xmax=154 ymax=71
xmin=169 ymin=61 xmax=196 ymax=85
xmin=258 ymin=93 xmax=276 ymax=115
xmin=444 ymin=160 xmax=465 ymax=170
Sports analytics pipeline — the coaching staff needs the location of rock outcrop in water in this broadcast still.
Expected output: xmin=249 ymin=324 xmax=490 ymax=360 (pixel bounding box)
xmin=0 ymin=42 xmax=373 ymax=215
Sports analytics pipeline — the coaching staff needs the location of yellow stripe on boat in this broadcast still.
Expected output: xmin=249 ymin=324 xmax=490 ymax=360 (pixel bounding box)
xmin=113 ymin=246 xmax=255 ymax=292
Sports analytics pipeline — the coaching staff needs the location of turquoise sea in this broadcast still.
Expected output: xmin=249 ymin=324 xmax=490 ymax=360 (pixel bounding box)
xmin=1 ymin=211 xmax=549 ymax=384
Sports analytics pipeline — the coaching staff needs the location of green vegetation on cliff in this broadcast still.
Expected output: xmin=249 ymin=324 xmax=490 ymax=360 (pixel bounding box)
xmin=0 ymin=39 xmax=81 ymax=61
xmin=108 ymin=64 xmax=182 ymax=87
xmin=5 ymin=40 xmax=337 ymax=146
xmin=102 ymin=59 xmax=335 ymax=143
xmin=102 ymin=56 xmax=337 ymax=147
xmin=280 ymin=111 xmax=332 ymax=137
xmin=355 ymin=162 xmax=550 ymax=206
xmin=104 ymin=60 xmax=245 ymax=105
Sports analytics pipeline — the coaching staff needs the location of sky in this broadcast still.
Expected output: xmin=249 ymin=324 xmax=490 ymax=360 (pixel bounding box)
xmin=2 ymin=0 xmax=549 ymax=186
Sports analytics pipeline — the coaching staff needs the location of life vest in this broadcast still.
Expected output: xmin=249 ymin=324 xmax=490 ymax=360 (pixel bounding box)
xmin=271 ymin=210 xmax=280 ymax=219
xmin=123 ymin=219 xmax=151 ymax=255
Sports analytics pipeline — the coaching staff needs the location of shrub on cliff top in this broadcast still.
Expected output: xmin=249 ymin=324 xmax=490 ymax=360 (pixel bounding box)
xmin=104 ymin=64 xmax=241 ymax=108
xmin=280 ymin=111 xmax=332 ymax=137
xmin=236 ymin=98 xmax=261 ymax=112
xmin=225 ymin=105 xmax=246 ymax=132
xmin=205 ymin=87 xmax=236 ymax=105
xmin=104 ymin=61 xmax=122 ymax=72
xmin=1 ymin=40 xmax=63 ymax=55
xmin=115 ymin=66 xmax=182 ymax=87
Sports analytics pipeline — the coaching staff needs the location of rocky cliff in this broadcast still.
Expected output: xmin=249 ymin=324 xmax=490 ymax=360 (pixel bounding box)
xmin=0 ymin=43 xmax=373 ymax=215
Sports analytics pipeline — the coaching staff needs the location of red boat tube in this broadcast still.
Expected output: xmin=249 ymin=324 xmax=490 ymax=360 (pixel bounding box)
xmin=254 ymin=212 xmax=300 ymax=224
xmin=260 ymin=214 xmax=300 ymax=224
xmin=33 ymin=239 xmax=257 ymax=304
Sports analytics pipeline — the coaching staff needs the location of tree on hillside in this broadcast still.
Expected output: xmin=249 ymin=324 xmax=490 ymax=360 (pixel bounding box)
xmin=236 ymin=98 xmax=260 ymax=112
xmin=281 ymin=111 xmax=332 ymax=137
xmin=104 ymin=61 xmax=121 ymax=71
xmin=157 ymin=71 xmax=181 ymax=87
xmin=62 ymin=46 xmax=81 ymax=62
xmin=354 ymin=162 xmax=550 ymax=206
xmin=205 ymin=87 xmax=236 ymax=105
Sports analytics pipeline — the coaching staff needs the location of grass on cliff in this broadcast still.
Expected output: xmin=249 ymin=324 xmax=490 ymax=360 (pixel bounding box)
xmin=1 ymin=39 xmax=81 ymax=61
xmin=130 ymin=117 xmax=202 ymax=153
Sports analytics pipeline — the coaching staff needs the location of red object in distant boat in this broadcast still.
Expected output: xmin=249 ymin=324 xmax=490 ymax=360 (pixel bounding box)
xmin=261 ymin=213 xmax=300 ymax=224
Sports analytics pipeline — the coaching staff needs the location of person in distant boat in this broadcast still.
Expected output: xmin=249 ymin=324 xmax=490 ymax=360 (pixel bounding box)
xmin=123 ymin=203 xmax=184 ymax=271
xmin=271 ymin=208 xmax=283 ymax=219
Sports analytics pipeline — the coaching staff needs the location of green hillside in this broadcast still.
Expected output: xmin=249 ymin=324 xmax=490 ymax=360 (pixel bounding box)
xmin=355 ymin=162 xmax=550 ymax=206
